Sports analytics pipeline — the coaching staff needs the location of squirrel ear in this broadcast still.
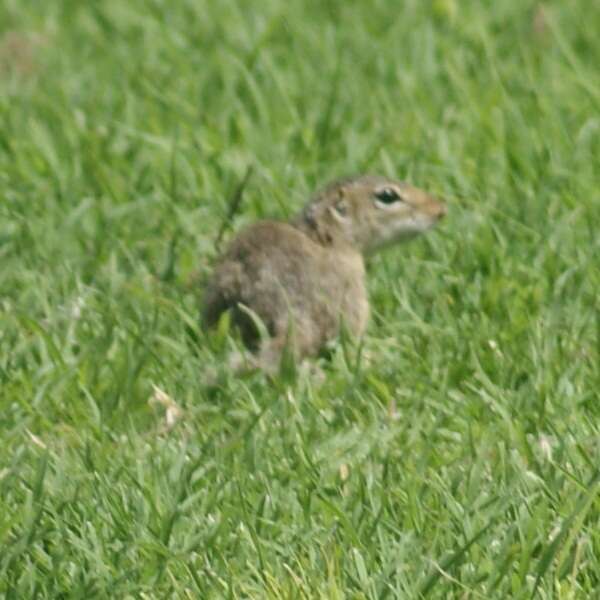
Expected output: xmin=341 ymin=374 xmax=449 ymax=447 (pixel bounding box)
xmin=329 ymin=199 xmax=349 ymax=222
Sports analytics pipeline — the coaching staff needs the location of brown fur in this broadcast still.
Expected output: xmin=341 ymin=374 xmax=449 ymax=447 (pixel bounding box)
xmin=202 ymin=174 xmax=446 ymax=373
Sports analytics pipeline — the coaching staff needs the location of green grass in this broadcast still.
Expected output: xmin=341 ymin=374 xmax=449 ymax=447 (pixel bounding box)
xmin=1 ymin=0 xmax=599 ymax=597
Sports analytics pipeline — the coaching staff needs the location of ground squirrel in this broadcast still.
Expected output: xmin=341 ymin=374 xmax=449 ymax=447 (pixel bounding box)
xmin=202 ymin=175 xmax=446 ymax=373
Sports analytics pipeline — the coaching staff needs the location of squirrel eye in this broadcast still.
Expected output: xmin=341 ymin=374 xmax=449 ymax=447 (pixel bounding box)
xmin=375 ymin=187 xmax=401 ymax=205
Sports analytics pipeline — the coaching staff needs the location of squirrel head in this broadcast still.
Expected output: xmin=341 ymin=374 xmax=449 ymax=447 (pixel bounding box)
xmin=300 ymin=175 xmax=446 ymax=253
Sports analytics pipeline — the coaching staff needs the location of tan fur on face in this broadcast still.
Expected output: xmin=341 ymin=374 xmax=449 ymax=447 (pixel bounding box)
xmin=297 ymin=175 xmax=446 ymax=253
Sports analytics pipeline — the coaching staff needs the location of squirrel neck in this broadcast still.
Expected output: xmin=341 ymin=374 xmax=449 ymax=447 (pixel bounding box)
xmin=291 ymin=211 xmax=358 ymax=253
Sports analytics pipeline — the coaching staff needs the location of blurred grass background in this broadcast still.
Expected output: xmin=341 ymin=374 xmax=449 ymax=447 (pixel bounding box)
xmin=1 ymin=0 xmax=599 ymax=597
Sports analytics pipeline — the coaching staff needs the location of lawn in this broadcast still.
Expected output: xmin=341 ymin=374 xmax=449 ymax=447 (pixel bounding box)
xmin=1 ymin=0 xmax=599 ymax=597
